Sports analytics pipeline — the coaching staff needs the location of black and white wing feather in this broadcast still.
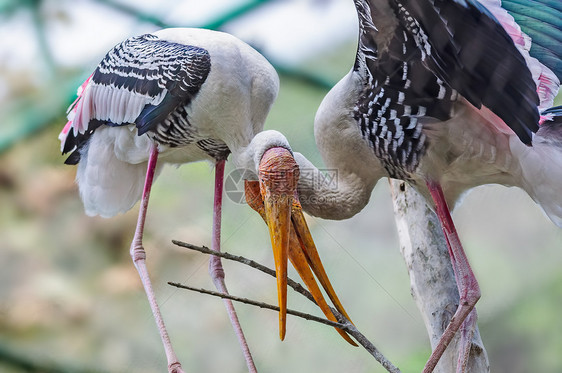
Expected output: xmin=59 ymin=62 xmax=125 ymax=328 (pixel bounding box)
xmin=61 ymin=33 xmax=211 ymax=163
xmin=352 ymin=0 xmax=542 ymax=177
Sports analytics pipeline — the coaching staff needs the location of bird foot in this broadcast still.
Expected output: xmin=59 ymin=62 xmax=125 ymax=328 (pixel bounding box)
xmin=422 ymin=287 xmax=480 ymax=373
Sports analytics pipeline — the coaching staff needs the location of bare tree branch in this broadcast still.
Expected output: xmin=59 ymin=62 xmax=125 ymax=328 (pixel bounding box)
xmin=389 ymin=180 xmax=489 ymax=372
xmin=172 ymin=240 xmax=314 ymax=302
xmin=168 ymin=282 xmax=344 ymax=329
xmin=171 ymin=240 xmax=401 ymax=373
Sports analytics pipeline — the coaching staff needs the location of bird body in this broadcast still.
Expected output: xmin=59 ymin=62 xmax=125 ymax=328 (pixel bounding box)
xmin=61 ymin=27 xmax=356 ymax=372
xmin=61 ymin=28 xmax=279 ymax=217
xmin=297 ymin=71 xmax=382 ymax=220
xmin=60 ymin=28 xmax=282 ymax=373
xmin=297 ymin=0 xmax=562 ymax=227
xmin=290 ymin=0 xmax=561 ymax=371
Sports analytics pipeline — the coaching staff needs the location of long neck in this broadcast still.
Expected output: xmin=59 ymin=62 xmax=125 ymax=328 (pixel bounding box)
xmin=295 ymin=72 xmax=385 ymax=220
xmin=293 ymin=153 xmax=373 ymax=219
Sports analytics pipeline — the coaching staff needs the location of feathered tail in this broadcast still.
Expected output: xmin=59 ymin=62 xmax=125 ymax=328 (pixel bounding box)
xmin=514 ymin=107 xmax=562 ymax=227
xmin=76 ymin=126 xmax=157 ymax=218
xmin=479 ymin=0 xmax=562 ymax=227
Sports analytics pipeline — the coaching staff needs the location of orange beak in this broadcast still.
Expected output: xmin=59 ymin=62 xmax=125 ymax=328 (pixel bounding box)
xmin=245 ymin=147 xmax=356 ymax=345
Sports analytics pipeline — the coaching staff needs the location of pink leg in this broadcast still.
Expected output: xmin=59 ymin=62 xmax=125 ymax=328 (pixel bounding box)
xmin=208 ymin=160 xmax=257 ymax=373
xmin=423 ymin=180 xmax=481 ymax=373
xmin=130 ymin=143 xmax=184 ymax=373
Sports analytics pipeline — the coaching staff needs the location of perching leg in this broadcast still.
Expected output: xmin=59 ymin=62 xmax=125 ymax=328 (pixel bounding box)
xmin=130 ymin=143 xmax=184 ymax=373
xmin=208 ymin=159 xmax=257 ymax=373
xmin=423 ymin=180 xmax=481 ymax=373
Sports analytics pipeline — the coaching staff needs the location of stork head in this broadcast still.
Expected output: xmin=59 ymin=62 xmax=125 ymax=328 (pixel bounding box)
xmin=244 ymin=146 xmax=355 ymax=345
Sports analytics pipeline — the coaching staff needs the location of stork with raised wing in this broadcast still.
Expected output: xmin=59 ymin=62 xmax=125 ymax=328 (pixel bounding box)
xmin=275 ymin=0 xmax=561 ymax=371
xmin=60 ymin=28 xmax=354 ymax=373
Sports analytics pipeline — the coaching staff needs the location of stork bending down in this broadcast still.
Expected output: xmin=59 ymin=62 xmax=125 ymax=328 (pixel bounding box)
xmin=60 ymin=28 xmax=354 ymax=372
xmin=288 ymin=0 xmax=562 ymax=371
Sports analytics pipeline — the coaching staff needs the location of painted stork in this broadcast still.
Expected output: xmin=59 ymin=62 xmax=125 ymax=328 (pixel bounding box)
xmin=59 ymin=28 xmax=354 ymax=373
xmin=279 ymin=0 xmax=561 ymax=372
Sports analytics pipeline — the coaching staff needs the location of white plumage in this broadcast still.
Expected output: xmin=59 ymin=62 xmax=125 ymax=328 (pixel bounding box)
xmin=62 ymin=28 xmax=281 ymax=218
xmin=76 ymin=126 xmax=157 ymax=217
xmin=514 ymin=125 xmax=562 ymax=227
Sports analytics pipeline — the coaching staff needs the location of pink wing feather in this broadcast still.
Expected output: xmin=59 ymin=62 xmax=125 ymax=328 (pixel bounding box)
xmin=479 ymin=0 xmax=560 ymax=113
xmin=58 ymin=74 xmax=93 ymax=152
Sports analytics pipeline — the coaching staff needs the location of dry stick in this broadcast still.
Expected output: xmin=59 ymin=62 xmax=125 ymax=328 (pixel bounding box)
xmin=168 ymin=282 xmax=343 ymax=329
xmin=171 ymin=240 xmax=401 ymax=373
xmin=388 ymin=180 xmax=489 ymax=373
xmin=172 ymin=240 xmax=312 ymax=302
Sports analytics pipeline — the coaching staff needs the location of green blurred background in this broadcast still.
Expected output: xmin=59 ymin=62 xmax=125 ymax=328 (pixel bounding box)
xmin=0 ymin=0 xmax=561 ymax=372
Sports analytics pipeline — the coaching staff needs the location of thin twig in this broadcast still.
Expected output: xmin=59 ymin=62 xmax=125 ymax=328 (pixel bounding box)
xmin=171 ymin=240 xmax=401 ymax=373
xmin=168 ymin=282 xmax=344 ymax=329
xmin=171 ymin=240 xmax=314 ymax=303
